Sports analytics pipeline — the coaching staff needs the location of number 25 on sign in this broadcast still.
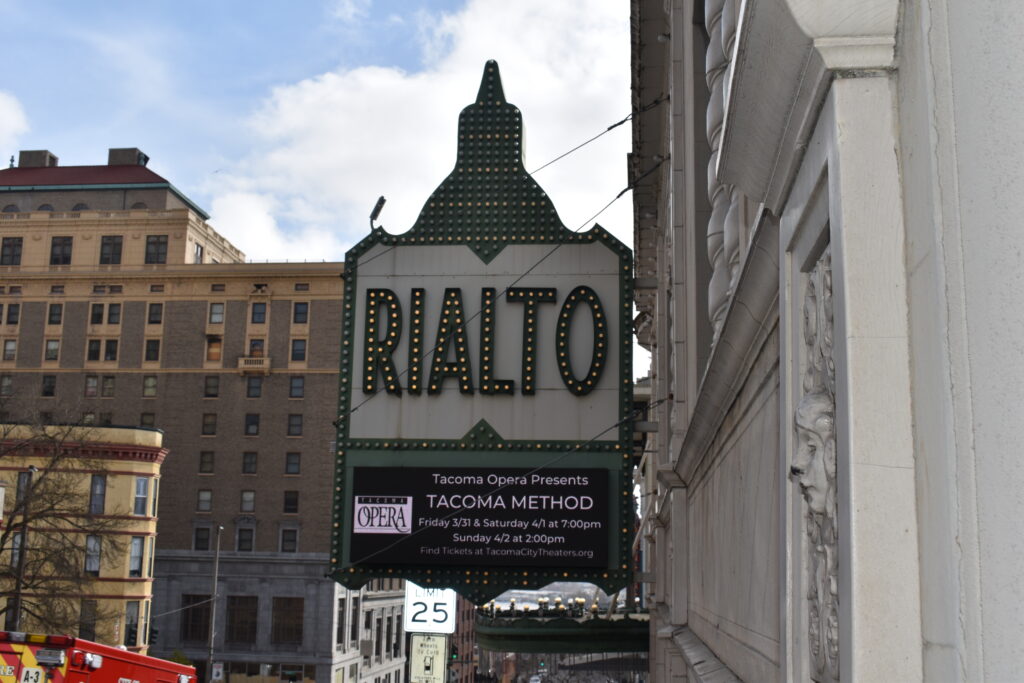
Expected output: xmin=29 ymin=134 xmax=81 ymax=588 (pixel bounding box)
xmin=403 ymin=581 xmax=457 ymax=634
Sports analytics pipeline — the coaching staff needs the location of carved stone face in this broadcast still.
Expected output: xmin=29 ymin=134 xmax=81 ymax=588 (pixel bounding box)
xmin=792 ymin=392 xmax=835 ymax=514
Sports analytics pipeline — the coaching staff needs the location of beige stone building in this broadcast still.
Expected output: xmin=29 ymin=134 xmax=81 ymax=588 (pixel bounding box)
xmin=0 ymin=148 xmax=405 ymax=683
xmin=0 ymin=424 xmax=165 ymax=655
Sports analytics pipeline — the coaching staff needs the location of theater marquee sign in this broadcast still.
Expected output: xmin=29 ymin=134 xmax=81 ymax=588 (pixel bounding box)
xmin=331 ymin=61 xmax=633 ymax=600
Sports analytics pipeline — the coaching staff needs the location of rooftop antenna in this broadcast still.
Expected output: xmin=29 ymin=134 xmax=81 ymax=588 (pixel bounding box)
xmin=369 ymin=196 xmax=386 ymax=230
xmin=8 ymin=156 xmax=13 ymax=169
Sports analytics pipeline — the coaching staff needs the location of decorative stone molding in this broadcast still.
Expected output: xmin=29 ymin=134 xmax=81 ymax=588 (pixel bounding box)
xmin=716 ymin=0 xmax=900 ymax=212
xmin=705 ymin=0 xmax=747 ymax=341
xmin=790 ymin=246 xmax=839 ymax=682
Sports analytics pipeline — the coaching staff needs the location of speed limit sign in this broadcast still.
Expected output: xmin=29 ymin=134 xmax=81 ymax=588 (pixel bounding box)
xmin=403 ymin=581 xmax=457 ymax=634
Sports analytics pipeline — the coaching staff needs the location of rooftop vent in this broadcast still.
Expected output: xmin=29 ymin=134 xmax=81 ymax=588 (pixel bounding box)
xmin=18 ymin=150 xmax=59 ymax=168
xmin=108 ymin=148 xmax=150 ymax=167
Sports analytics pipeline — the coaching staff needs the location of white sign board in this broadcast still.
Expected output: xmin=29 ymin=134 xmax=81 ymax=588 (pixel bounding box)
xmin=409 ymin=634 xmax=447 ymax=683
xmin=403 ymin=581 xmax=457 ymax=634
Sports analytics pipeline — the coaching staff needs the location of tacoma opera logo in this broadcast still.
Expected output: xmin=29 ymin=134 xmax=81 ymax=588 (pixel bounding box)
xmin=354 ymin=496 xmax=413 ymax=534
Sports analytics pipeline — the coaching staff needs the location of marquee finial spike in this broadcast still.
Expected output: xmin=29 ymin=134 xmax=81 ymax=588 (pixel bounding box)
xmin=477 ymin=59 xmax=506 ymax=103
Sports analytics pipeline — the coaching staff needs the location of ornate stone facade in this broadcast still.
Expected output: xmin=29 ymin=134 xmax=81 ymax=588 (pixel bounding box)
xmin=792 ymin=247 xmax=839 ymax=682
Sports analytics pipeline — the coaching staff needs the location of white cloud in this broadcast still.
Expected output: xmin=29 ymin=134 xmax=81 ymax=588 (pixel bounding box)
xmin=330 ymin=0 xmax=372 ymax=23
xmin=206 ymin=0 xmax=632 ymax=263
xmin=0 ymin=91 xmax=29 ymax=154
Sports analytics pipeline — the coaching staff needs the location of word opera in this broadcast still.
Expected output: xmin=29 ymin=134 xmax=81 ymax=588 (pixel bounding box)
xmin=361 ymin=285 xmax=609 ymax=397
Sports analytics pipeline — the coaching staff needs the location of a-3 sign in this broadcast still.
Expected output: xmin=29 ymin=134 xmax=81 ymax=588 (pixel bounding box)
xmin=404 ymin=581 xmax=457 ymax=635
xmin=331 ymin=61 xmax=634 ymax=601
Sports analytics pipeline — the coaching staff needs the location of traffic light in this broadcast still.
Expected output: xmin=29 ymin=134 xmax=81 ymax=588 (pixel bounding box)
xmin=539 ymin=659 xmax=545 ymax=669
xmin=451 ymin=643 xmax=459 ymax=661
xmin=149 ymin=625 xmax=159 ymax=646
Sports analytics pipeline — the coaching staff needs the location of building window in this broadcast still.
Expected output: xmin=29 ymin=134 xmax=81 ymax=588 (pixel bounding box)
xmin=44 ymin=339 xmax=60 ymax=361
xmin=194 ymin=242 xmax=205 ymax=264
xmin=289 ymin=376 xmax=304 ymax=398
xmin=84 ymin=535 xmax=101 ymax=576
xmin=147 ymin=303 xmax=163 ymax=324
xmin=336 ymin=598 xmax=346 ymax=650
xmin=6 ymin=304 xmax=19 ymax=325
xmin=285 ymin=452 xmax=301 ymax=475
xmin=226 ymin=596 xmax=258 ymax=644
xmin=180 ymin=595 xmax=211 ymax=642
xmin=144 ymin=235 xmax=168 ymax=264
xmin=199 ymin=451 xmax=215 ymax=473
xmin=206 ymin=337 xmax=222 ymax=362
xmin=208 ymin=302 xmax=224 ymax=324
xmin=293 ymin=302 xmax=309 ymax=324
xmin=99 ymin=235 xmax=123 ymax=264
xmin=271 ymin=597 xmax=304 ymax=644
xmin=236 ymin=528 xmax=254 ymax=552
xmin=50 ymin=285 xmax=63 ymax=294
xmin=0 ymin=375 xmax=11 ymax=397
xmin=283 ymin=490 xmax=299 ymax=514
xmin=104 ymin=339 xmax=118 ymax=361
xmin=124 ymin=601 xmax=140 ymax=647
xmin=90 ymin=303 xmax=104 ymax=325
xmin=244 ymin=413 xmax=260 ymax=435
xmin=287 ymin=414 xmax=303 ymax=436
xmin=89 ymin=475 xmax=106 ymax=515
xmin=79 ymin=600 xmax=97 ymax=641
xmin=47 ymin=303 xmax=62 ymax=325
xmin=280 ymin=529 xmax=298 ymax=553
xmin=72 ymin=203 xmax=89 ymax=211
xmin=41 ymin=375 xmax=56 ymax=397
xmin=129 ymin=537 xmax=144 ymax=577
xmin=242 ymin=452 xmax=257 ymax=474
xmin=98 ymin=412 xmax=112 ymax=426
xmin=134 ymin=477 xmax=149 ymax=515
xmin=150 ymin=284 xmax=164 ymax=293
xmin=0 ymin=237 xmax=22 ymax=266
xmin=86 ymin=340 xmax=100 ymax=361
xmin=50 ymin=236 xmax=73 ymax=265
xmin=140 ymin=412 xmax=155 ymax=428
xmin=93 ymin=285 xmax=107 ymax=295
xmin=142 ymin=375 xmax=157 ymax=397
xmin=84 ymin=375 xmax=99 ymax=397
xmin=2 ymin=340 xmax=15 ymax=361
xmin=108 ymin=303 xmax=121 ymax=324
xmin=193 ymin=527 xmax=211 ymax=551
xmin=295 ymin=283 xmax=309 ymax=292
xmin=246 ymin=376 xmax=262 ymax=398
xmin=290 ymin=339 xmax=307 ymax=362
xmin=240 ymin=490 xmax=255 ymax=513
xmin=101 ymin=376 xmax=115 ymax=397
xmin=251 ymin=302 xmax=267 ymax=324
xmin=202 ymin=413 xmax=217 ymax=435
xmin=204 ymin=376 xmax=219 ymax=397
xmin=144 ymin=339 xmax=160 ymax=362
xmin=349 ymin=598 xmax=360 ymax=645
xmin=248 ymin=339 xmax=264 ymax=357
xmin=197 ymin=489 xmax=212 ymax=512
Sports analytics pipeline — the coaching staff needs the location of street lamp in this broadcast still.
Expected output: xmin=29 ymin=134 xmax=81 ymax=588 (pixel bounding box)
xmin=11 ymin=465 xmax=38 ymax=631
xmin=206 ymin=525 xmax=223 ymax=683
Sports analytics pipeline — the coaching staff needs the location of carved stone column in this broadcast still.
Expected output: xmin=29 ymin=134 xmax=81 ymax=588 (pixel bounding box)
xmin=705 ymin=0 xmax=744 ymax=342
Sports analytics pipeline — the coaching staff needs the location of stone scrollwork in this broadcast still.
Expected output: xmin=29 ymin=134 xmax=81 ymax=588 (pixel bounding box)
xmin=790 ymin=246 xmax=839 ymax=682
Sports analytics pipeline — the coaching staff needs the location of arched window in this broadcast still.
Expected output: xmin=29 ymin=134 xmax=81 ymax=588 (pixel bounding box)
xmin=36 ymin=204 xmax=54 ymax=212
xmin=71 ymin=203 xmax=89 ymax=211
xmin=2 ymin=204 xmax=19 ymax=213
xmin=130 ymin=202 xmax=148 ymax=210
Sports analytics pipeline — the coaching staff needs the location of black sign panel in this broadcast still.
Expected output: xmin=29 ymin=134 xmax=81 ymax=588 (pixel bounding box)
xmin=350 ymin=466 xmax=608 ymax=568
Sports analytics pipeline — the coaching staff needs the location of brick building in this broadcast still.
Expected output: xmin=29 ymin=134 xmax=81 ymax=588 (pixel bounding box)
xmin=0 ymin=149 xmax=405 ymax=683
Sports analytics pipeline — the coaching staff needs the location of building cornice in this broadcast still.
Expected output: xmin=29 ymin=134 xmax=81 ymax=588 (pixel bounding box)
xmin=717 ymin=0 xmax=899 ymax=212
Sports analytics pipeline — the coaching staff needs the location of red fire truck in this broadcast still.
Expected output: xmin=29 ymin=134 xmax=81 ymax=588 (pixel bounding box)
xmin=0 ymin=631 xmax=196 ymax=683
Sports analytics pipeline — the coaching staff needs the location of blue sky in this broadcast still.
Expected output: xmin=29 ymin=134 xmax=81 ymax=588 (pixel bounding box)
xmin=1 ymin=0 xmax=646 ymax=371
xmin=4 ymin=5 xmax=651 ymax=591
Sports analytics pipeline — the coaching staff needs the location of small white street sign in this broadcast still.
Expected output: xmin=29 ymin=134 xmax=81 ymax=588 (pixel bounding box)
xmin=403 ymin=581 xmax=457 ymax=634
xmin=409 ymin=634 xmax=447 ymax=683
